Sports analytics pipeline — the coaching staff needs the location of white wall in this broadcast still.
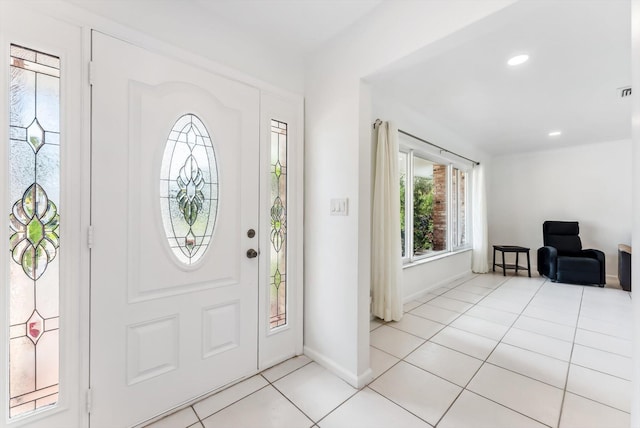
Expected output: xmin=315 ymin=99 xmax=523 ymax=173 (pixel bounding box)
xmin=488 ymin=139 xmax=632 ymax=282
xmin=630 ymin=0 xmax=639 ymax=424
xmin=371 ymin=88 xmax=488 ymax=300
xmin=59 ymin=0 xmax=305 ymax=94
xmin=304 ymin=0 xmax=516 ymax=387
xmin=402 ymin=252 xmax=472 ymax=299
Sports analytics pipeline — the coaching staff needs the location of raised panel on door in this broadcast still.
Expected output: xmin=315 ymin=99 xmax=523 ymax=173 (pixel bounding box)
xmin=90 ymin=32 xmax=259 ymax=427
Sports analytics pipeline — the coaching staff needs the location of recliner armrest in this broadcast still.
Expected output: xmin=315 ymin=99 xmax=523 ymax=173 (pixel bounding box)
xmin=581 ymin=249 xmax=606 ymax=284
xmin=581 ymin=248 xmax=604 ymax=260
xmin=537 ymin=246 xmax=558 ymax=280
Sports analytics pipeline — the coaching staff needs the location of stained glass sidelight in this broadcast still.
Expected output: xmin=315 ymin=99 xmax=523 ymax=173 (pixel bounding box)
xmin=160 ymin=114 xmax=218 ymax=265
xmin=269 ymin=120 xmax=287 ymax=329
xmin=8 ymin=44 xmax=61 ymax=418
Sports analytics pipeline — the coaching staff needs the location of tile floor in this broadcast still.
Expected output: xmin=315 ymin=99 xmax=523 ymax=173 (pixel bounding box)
xmin=146 ymin=273 xmax=632 ymax=428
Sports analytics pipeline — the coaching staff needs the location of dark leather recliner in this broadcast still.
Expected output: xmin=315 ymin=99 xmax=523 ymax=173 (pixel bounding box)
xmin=537 ymin=221 xmax=605 ymax=287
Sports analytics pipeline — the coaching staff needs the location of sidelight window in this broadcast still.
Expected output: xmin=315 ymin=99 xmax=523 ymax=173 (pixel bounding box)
xmin=269 ymin=120 xmax=287 ymax=329
xmin=8 ymin=44 xmax=61 ymax=418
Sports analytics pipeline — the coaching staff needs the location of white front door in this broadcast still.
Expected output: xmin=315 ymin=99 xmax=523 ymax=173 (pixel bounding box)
xmin=90 ymin=32 xmax=260 ymax=427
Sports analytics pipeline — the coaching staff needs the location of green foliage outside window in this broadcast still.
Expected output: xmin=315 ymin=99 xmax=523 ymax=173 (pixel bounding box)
xmin=400 ymin=174 xmax=435 ymax=256
xmin=413 ymin=176 xmax=434 ymax=253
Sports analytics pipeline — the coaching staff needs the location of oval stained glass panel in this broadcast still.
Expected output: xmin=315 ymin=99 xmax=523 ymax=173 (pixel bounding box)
xmin=160 ymin=114 xmax=218 ymax=265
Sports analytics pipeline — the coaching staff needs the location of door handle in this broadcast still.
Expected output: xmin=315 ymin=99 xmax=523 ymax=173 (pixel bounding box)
xmin=246 ymin=249 xmax=258 ymax=259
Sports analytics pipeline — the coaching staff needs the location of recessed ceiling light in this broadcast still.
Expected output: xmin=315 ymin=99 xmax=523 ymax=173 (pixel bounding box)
xmin=507 ymin=54 xmax=529 ymax=66
xmin=548 ymin=131 xmax=562 ymax=137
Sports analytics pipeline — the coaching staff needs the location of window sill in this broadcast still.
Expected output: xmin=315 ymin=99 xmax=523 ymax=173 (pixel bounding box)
xmin=402 ymin=247 xmax=472 ymax=270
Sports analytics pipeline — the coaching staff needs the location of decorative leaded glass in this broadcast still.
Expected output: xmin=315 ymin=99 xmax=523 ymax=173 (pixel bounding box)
xmin=8 ymin=44 xmax=61 ymax=418
xmin=160 ymin=114 xmax=218 ymax=265
xmin=269 ymin=120 xmax=287 ymax=329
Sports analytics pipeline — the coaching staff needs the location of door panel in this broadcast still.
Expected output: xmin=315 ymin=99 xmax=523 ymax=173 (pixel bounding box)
xmin=90 ymin=32 xmax=259 ymax=427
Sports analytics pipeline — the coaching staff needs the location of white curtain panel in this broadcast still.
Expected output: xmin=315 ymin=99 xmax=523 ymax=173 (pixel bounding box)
xmin=371 ymin=121 xmax=403 ymax=322
xmin=472 ymin=164 xmax=489 ymax=273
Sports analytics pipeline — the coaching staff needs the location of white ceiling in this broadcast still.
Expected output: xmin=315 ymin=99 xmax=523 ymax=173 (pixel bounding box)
xmin=68 ymin=0 xmax=631 ymax=156
xmin=193 ymin=0 xmax=383 ymax=56
xmin=367 ymin=1 xmax=632 ymax=156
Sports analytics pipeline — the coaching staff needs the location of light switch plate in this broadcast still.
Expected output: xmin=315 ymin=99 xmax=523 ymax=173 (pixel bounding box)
xmin=330 ymin=198 xmax=348 ymax=216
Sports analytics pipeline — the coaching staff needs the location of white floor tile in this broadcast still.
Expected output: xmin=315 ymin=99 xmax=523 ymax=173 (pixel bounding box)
xmin=522 ymin=304 xmax=579 ymax=326
xmin=403 ymin=300 xmax=422 ymax=312
xmin=405 ymin=342 xmax=482 ymax=387
xmin=369 ymin=346 xmax=399 ymax=380
xmin=387 ymin=313 xmax=445 ymax=339
xmin=579 ymin=302 xmax=632 ymax=325
xmin=528 ymin=296 xmax=580 ymax=317
xmin=146 ymin=407 xmax=199 ymax=428
xmin=441 ymin=289 xmax=484 ymax=304
xmin=487 ymin=343 xmax=569 ymax=388
xmin=455 ymin=284 xmax=494 ymax=296
xmin=369 ymin=361 xmax=461 ymax=426
xmin=464 ymin=305 xmax=518 ymax=326
xmin=416 ymin=293 xmax=439 ymax=303
xmin=429 ymin=286 xmax=452 ymax=295
xmin=467 ymin=363 xmax=563 ymax=427
xmin=427 ymin=296 xmax=473 ymax=313
xmin=502 ymin=328 xmax=573 ymax=361
xmin=449 ymin=314 xmax=509 ymax=340
xmin=147 ymin=275 xmax=637 ymax=428
xmin=318 ymin=388 xmax=432 ymax=428
xmin=430 ymin=326 xmax=498 ymax=360
xmin=261 ymin=355 xmax=312 ymax=383
xmin=571 ymin=344 xmax=632 ymax=380
xmin=559 ymin=392 xmax=630 ymax=428
xmin=446 ymin=274 xmax=476 ymax=288
xmin=467 ymin=274 xmax=509 ymax=289
xmin=369 ymin=318 xmax=384 ymax=332
xmin=201 ymin=386 xmax=312 ymax=428
xmin=512 ymin=316 xmax=575 ymax=342
xmin=489 ymin=289 xmax=535 ymax=304
xmin=574 ymin=328 xmax=632 ymax=358
xmin=537 ymin=282 xmax=583 ymax=299
xmin=410 ymin=303 xmax=461 ymax=325
xmin=370 ymin=325 xmax=425 ymax=358
xmin=577 ymin=315 xmax=632 ymax=340
xmin=502 ymin=276 xmax=545 ymax=289
xmin=273 ymin=362 xmax=357 ymax=421
xmin=477 ymin=296 xmax=527 ymax=314
xmin=438 ymin=390 xmax=547 ymax=428
xmin=566 ymin=364 xmax=631 ymax=412
xmin=193 ymin=375 xmax=269 ymax=419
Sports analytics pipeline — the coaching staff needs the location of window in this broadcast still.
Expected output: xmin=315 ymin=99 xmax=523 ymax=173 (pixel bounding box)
xmin=269 ymin=119 xmax=288 ymax=329
xmin=399 ymin=148 xmax=472 ymax=263
xmin=160 ymin=114 xmax=218 ymax=265
xmin=8 ymin=44 xmax=61 ymax=418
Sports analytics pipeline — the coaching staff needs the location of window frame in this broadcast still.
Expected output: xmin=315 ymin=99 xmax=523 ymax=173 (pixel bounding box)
xmin=399 ymin=142 xmax=473 ymax=265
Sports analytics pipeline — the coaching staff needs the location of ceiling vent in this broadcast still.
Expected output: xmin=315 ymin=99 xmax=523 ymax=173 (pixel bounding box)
xmin=619 ymin=86 xmax=632 ymax=98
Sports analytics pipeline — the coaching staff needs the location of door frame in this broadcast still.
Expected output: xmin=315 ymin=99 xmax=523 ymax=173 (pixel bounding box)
xmin=0 ymin=2 xmax=92 ymax=427
xmin=258 ymin=92 xmax=304 ymax=370
xmin=1 ymin=1 xmax=304 ymax=425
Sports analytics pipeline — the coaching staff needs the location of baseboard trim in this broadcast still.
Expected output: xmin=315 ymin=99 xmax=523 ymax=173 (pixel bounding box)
xmin=303 ymin=345 xmax=372 ymax=388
